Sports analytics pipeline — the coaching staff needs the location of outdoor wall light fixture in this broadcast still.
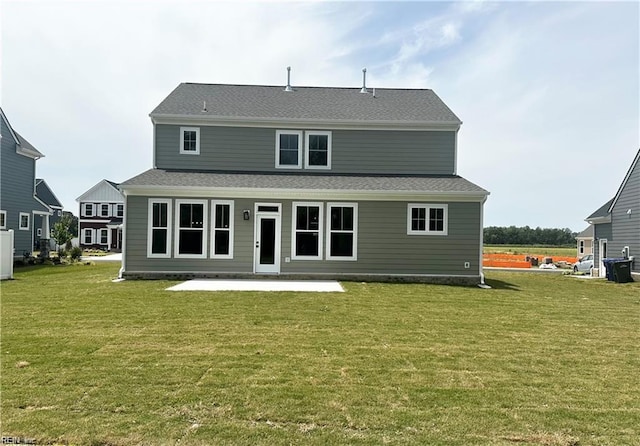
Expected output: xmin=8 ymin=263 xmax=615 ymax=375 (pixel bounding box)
xmin=243 ymin=210 xmax=251 ymax=220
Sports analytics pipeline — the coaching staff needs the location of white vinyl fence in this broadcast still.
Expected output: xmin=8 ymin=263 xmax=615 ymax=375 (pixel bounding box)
xmin=1 ymin=230 xmax=15 ymax=280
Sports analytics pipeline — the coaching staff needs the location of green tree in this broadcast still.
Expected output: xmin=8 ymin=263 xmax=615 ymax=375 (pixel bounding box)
xmin=51 ymin=214 xmax=75 ymax=248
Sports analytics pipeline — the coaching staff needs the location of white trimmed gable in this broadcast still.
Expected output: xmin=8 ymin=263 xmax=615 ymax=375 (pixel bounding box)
xmin=76 ymin=179 xmax=124 ymax=203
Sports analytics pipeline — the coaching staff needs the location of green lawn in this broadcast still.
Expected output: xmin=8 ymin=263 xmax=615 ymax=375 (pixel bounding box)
xmin=1 ymin=264 xmax=639 ymax=445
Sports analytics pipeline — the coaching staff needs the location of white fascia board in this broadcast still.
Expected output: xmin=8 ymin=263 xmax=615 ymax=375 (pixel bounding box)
xmin=149 ymin=114 xmax=461 ymax=132
xmin=608 ymin=149 xmax=640 ymax=213
xmin=16 ymin=146 xmax=45 ymax=160
xmin=76 ymin=179 xmax=123 ymax=202
xmin=585 ymin=216 xmax=612 ymax=224
xmin=120 ymin=185 xmax=488 ymax=202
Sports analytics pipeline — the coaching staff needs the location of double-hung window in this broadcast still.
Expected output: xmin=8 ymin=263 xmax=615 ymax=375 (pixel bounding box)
xmin=148 ymin=199 xmax=172 ymax=257
xmin=180 ymin=127 xmax=200 ymax=155
xmin=83 ymin=228 xmax=93 ymax=244
xmin=275 ymin=130 xmax=302 ymax=168
xmin=19 ymin=213 xmax=30 ymax=230
xmin=175 ymin=200 xmax=207 ymax=258
xmin=211 ymin=200 xmax=234 ymax=259
xmin=305 ymin=131 xmax=332 ymax=169
xmin=101 ymin=204 xmax=110 ymax=217
xmin=292 ymin=202 xmax=323 ymax=260
xmin=116 ymin=204 xmax=124 ymax=218
xmin=407 ymin=204 xmax=448 ymax=235
xmin=0 ymin=210 xmax=6 ymax=229
xmin=326 ymin=203 xmax=357 ymax=260
xmin=100 ymin=228 xmax=109 ymax=245
xmin=83 ymin=203 xmax=94 ymax=217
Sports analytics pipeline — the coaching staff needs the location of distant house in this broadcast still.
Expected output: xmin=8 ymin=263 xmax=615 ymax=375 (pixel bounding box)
xmin=76 ymin=179 xmax=124 ymax=251
xmin=0 ymin=107 xmax=51 ymax=259
xmin=119 ymin=80 xmax=489 ymax=284
xmin=575 ymin=225 xmax=594 ymax=258
xmin=33 ymin=179 xmax=64 ymax=250
xmin=585 ymin=148 xmax=640 ymax=277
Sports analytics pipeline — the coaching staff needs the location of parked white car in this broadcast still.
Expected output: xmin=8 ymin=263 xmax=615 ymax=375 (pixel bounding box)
xmin=573 ymin=254 xmax=594 ymax=273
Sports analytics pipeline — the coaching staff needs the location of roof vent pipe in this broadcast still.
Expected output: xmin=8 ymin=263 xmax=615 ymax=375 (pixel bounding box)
xmin=360 ymin=68 xmax=368 ymax=93
xmin=202 ymin=101 xmax=207 ymax=112
xmin=284 ymin=66 xmax=293 ymax=92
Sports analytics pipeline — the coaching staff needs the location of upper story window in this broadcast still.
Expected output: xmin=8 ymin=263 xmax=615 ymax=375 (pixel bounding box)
xmin=407 ymin=204 xmax=448 ymax=236
xmin=116 ymin=204 xmax=124 ymax=218
xmin=19 ymin=213 xmax=30 ymax=230
xmin=83 ymin=203 xmax=94 ymax=217
xmin=275 ymin=130 xmax=302 ymax=169
xmin=0 ymin=210 xmax=6 ymax=229
xmin=101 ymin=204 xmax=110 ymax=217
xmin=180 ymin=127 xmax=200 ymax=155
xmin=305 ymin=131 xmax=332 ymax=169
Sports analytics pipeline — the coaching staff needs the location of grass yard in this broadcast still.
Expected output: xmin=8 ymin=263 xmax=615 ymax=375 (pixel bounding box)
xmin=484 ymin=245 xmax=577 ymax=257
xmin=1 ymin=264 xmax=639 ymax=445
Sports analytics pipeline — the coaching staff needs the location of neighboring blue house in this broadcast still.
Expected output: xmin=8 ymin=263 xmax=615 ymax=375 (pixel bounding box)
xmin=0 ymin=107 xmax=51 ymax=259
xmin=585 ymin=148 xmax=640 ymax=277
xmin=33 ymin=178 xmax=64 ymax=251
xmin=119 ymin=78 xmax=489 ymax=284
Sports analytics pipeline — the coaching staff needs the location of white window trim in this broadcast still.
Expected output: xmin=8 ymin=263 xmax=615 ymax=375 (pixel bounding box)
xmin=83 ymin=228 xmax=94 ymax=245
xmin=304 ymin=131 xmax=332 ymax=170
xmin=326 ymin=202 xmax=358 ymax=261
xmin=210 ymin=200 xmax=234 ymax=259
xmin=100 ymin=204 xmax=110 ymax=217
xmin=275 ymin=130 xmax=303 ymax=169
xmin=0 ymin=210 xmax=6 ymax=229
xmin=147 ymin=199 xmax=172 ymax=258
xmin=180 ymin=127 xmax=200 ymax=155
xmin=291 ymin=202 xmax=324 ymax=260
xmin=82 ymin=203 xmax=94 ymax=217
xmin=579 ymin=240 xmax=585 ymax=255
xmin=99 ymin=228 xmax=109 ymax=245
xmin=116 ymin=204 xmax=124 ymax=218
xmin=407 ymin=203 xmax=448 ymax=236
xmin=19 ymin=212 xmax=30 ymax=230
xmin=174 ymin=199 xmax=208 ymax=259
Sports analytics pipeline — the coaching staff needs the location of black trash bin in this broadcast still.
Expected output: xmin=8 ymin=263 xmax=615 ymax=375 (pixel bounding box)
xmin=612 ymin=260 xmax=634 ymax=283
xmin=602 ymin=258 xmax=619 ymax=281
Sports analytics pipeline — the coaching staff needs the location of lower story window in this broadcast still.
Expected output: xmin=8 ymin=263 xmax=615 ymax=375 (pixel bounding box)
xmin=19 ymin=213 xmax=30 ymax=230
xmin=175 ymin=200 xmax=207 ymax=258
xmin=292 ymin=202 xmax=323 ymax=260
xmin=326 ymin=203 xmax=357 ymax=260
xmin=407 ymin=204 xmax=448 ymax=235
xmin=211 ymin=200 xmax=234 ymax=258
xmin=0 ymin=210 xmax=6 ymax=229
xmin=83 ymin=228 xmax=93 ymax=244
xmin=100 ymin=228 xmax=109 ymax=244
xmin=148 ymin=199 xmax=172 ymax=258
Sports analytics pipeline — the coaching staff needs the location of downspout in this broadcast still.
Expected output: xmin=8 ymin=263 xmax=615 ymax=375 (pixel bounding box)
xmin=479 ymin=196 xmax=489 ymax=287
xmin=118 ymin=189 xmax=127 ymax=279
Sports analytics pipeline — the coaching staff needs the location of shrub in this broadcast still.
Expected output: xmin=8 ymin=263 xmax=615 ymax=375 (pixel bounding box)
xmin=69 ymin=246 xmax=83 ymax=261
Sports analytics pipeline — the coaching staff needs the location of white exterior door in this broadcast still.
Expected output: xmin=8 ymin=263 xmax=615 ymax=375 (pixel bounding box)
xmin=599 ymin=238 xmax=608 ymax=277
xmin=254 ymin=204 xmax=281 ymax=274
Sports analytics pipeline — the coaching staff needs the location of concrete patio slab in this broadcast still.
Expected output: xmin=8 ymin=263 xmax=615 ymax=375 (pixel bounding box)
xmin=166 ymin=279 xmax=344 ymax=292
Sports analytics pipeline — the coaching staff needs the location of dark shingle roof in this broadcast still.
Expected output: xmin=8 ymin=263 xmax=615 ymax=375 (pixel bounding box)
xmin=587 ymin=199 xmax=614 ymax=219
xmin=576 ymin=225 xmax=594 ymax=239
xmin=150 ymin=83 xmax=461 ymax=124
xmin=120 ymin=169 xmax=487 ymax=196
xmin=35 ymin=179 xmax=63 ymax=208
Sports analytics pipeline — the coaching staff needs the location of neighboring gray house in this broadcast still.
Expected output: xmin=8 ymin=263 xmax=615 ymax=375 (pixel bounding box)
xmin=119 ymin=80 xmax=489 ymax=284
xmin=0 ymin=107 xmax=51 ymax=259
xmin=33 ymin=178 xmax=64 ymax=250
xmin=585 ymin=148 xmax=640 ymax=277
xmin=575 ymin=225 xmax=594 ymax=258
xmin=76 ymin=179 xmax=124 ymax=252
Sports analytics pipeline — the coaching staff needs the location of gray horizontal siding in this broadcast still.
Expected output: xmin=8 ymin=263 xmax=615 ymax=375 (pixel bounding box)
xmin=124 ymin=196 xmax=481 ymax=278
xmin=154 ymin=125 xmax=455 ymax=175
xmin=610 ymin=159 xmax=640 ymax=272
xmin=1 ymin=116 xmax=42 ymax=257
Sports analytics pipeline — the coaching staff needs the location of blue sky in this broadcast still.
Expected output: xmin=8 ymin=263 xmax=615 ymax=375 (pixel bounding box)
xmin=2 ymin=0 xmax=638 ymax=232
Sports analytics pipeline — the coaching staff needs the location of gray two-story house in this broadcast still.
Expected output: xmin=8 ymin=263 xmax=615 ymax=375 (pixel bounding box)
xmin=586 ymin=148 xmax=639 ymax=276
xmin=33 ymin=178 xmax=64 ymax=251
xmin=119 ymin=82 xmax=489 ymax=284
xmin=0 ymin=107 xmax=51 ymax=259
